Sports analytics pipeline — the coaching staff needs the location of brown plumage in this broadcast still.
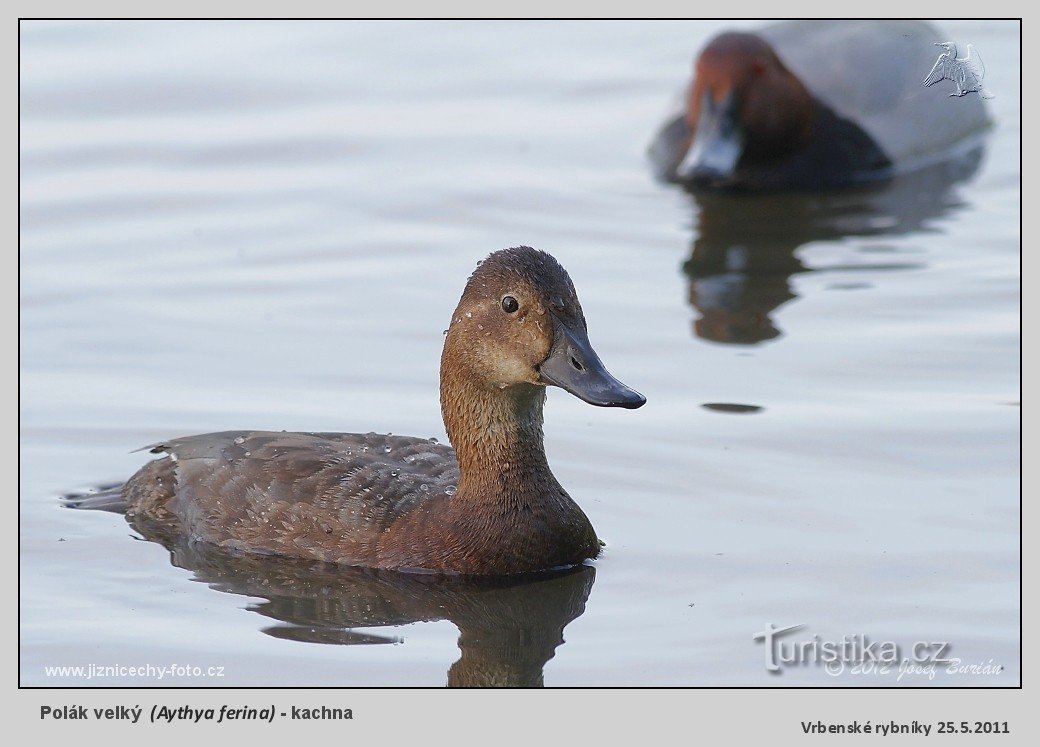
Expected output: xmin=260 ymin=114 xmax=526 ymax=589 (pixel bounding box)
xmin=688 ymin=32 xmax=814 ymax=164
xmin=120 ymin=246 xmax=645 ymax=575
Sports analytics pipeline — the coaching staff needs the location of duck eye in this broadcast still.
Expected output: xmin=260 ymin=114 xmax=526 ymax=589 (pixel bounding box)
xmin=501 ymin=295 xmax=519 ymax=313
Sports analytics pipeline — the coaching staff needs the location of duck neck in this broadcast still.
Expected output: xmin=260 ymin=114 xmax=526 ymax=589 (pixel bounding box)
xmin=439 ymin=366 xmax=555 ymax=503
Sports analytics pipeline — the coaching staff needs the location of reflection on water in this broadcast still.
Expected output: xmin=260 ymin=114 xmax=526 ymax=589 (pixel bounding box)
xmin=127 ymin=514 xmax=594 ymax=687
xmin=682 ymin=146 xmax=985 ymax=345
xmin=701 ymin=403 xmax=763 ymax=414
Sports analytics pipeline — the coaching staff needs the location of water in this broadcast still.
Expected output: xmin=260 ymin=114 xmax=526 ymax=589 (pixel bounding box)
xmin=19 ymin=20 xmax=1019 ymax=686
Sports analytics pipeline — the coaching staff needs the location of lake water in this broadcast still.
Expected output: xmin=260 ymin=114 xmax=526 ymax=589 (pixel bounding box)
xmin=19 ymin=20 xmax=1020 ymax=686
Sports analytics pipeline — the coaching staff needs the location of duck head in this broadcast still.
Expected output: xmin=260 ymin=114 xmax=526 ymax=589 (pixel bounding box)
xmin=441 ymin=246 xmax=645 ymax=410
xmin=677 ymin=31 xmax=813 ymax=185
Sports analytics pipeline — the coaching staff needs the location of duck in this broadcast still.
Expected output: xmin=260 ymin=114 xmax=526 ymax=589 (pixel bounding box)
xmin=80 ymin=247 xmax=645 ymax=576
xmin=648 ymin=20 xmax=991 ymax=190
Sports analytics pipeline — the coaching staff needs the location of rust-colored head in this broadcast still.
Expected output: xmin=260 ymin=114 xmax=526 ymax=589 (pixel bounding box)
xmin=679 ymin=31 xmax=813 ymax=182
xmin=440 ymin=246 xmax=645 ymax=408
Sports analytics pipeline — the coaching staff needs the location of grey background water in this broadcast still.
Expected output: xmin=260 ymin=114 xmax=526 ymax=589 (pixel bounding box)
xmin=19 ymin=20 xmax=1020 ymax=686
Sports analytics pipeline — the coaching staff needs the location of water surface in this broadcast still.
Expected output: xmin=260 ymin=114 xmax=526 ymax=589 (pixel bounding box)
xmin=20 ymin=20 xmax=1020 ymax=686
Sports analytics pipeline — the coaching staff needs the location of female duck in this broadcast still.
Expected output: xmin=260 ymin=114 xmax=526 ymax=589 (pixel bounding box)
xmin=111 ymin=247 xmax=645 ymax=576
xmin=649 ymin=20 xmax=991 ymax=190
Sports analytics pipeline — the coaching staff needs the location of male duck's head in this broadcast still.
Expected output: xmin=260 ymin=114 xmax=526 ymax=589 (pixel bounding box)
xmin=676 ymin=31 xmax=813 ymax=185
xmin=443 ymin=246 xmax=645 ymax=409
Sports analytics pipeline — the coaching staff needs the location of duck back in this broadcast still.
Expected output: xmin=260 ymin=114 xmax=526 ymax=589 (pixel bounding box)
xmin=125 ymin=431 xmax=459 ymax=565
xmin=758 ymin=20 xmax=991 ymax=170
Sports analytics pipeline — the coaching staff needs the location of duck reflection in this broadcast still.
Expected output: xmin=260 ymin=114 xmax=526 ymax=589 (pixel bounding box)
xmin=128 ymin=515 xmax=594 ymax=687
xmin=683 ymin=146 xmax=985 ymax=344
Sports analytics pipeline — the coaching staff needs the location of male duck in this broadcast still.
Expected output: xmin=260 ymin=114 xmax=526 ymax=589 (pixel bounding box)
xmin=107 ymin=247 xmax=645 ymax=576
xmin=649 ymin=20 xmax=991 ymax=190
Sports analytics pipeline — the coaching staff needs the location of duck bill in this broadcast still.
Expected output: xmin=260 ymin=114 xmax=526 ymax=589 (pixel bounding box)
xmin=678 ymin=90 xmax=743 ymax=184
xmin=537 ymin=320 xmax=646 ymax=409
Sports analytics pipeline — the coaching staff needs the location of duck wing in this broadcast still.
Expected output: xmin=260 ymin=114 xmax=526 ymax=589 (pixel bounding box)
xmin=963 ymin=44 xmax=986 ymax=83
xmin=134 ymin=430 xmax=458 ymax=564
xmin=923 ymin=54 xmax=950 ymax=86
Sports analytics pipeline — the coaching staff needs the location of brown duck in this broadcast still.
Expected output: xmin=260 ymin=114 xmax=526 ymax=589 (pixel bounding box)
xmin=84 ymin=247 xmax=645 ymax=575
